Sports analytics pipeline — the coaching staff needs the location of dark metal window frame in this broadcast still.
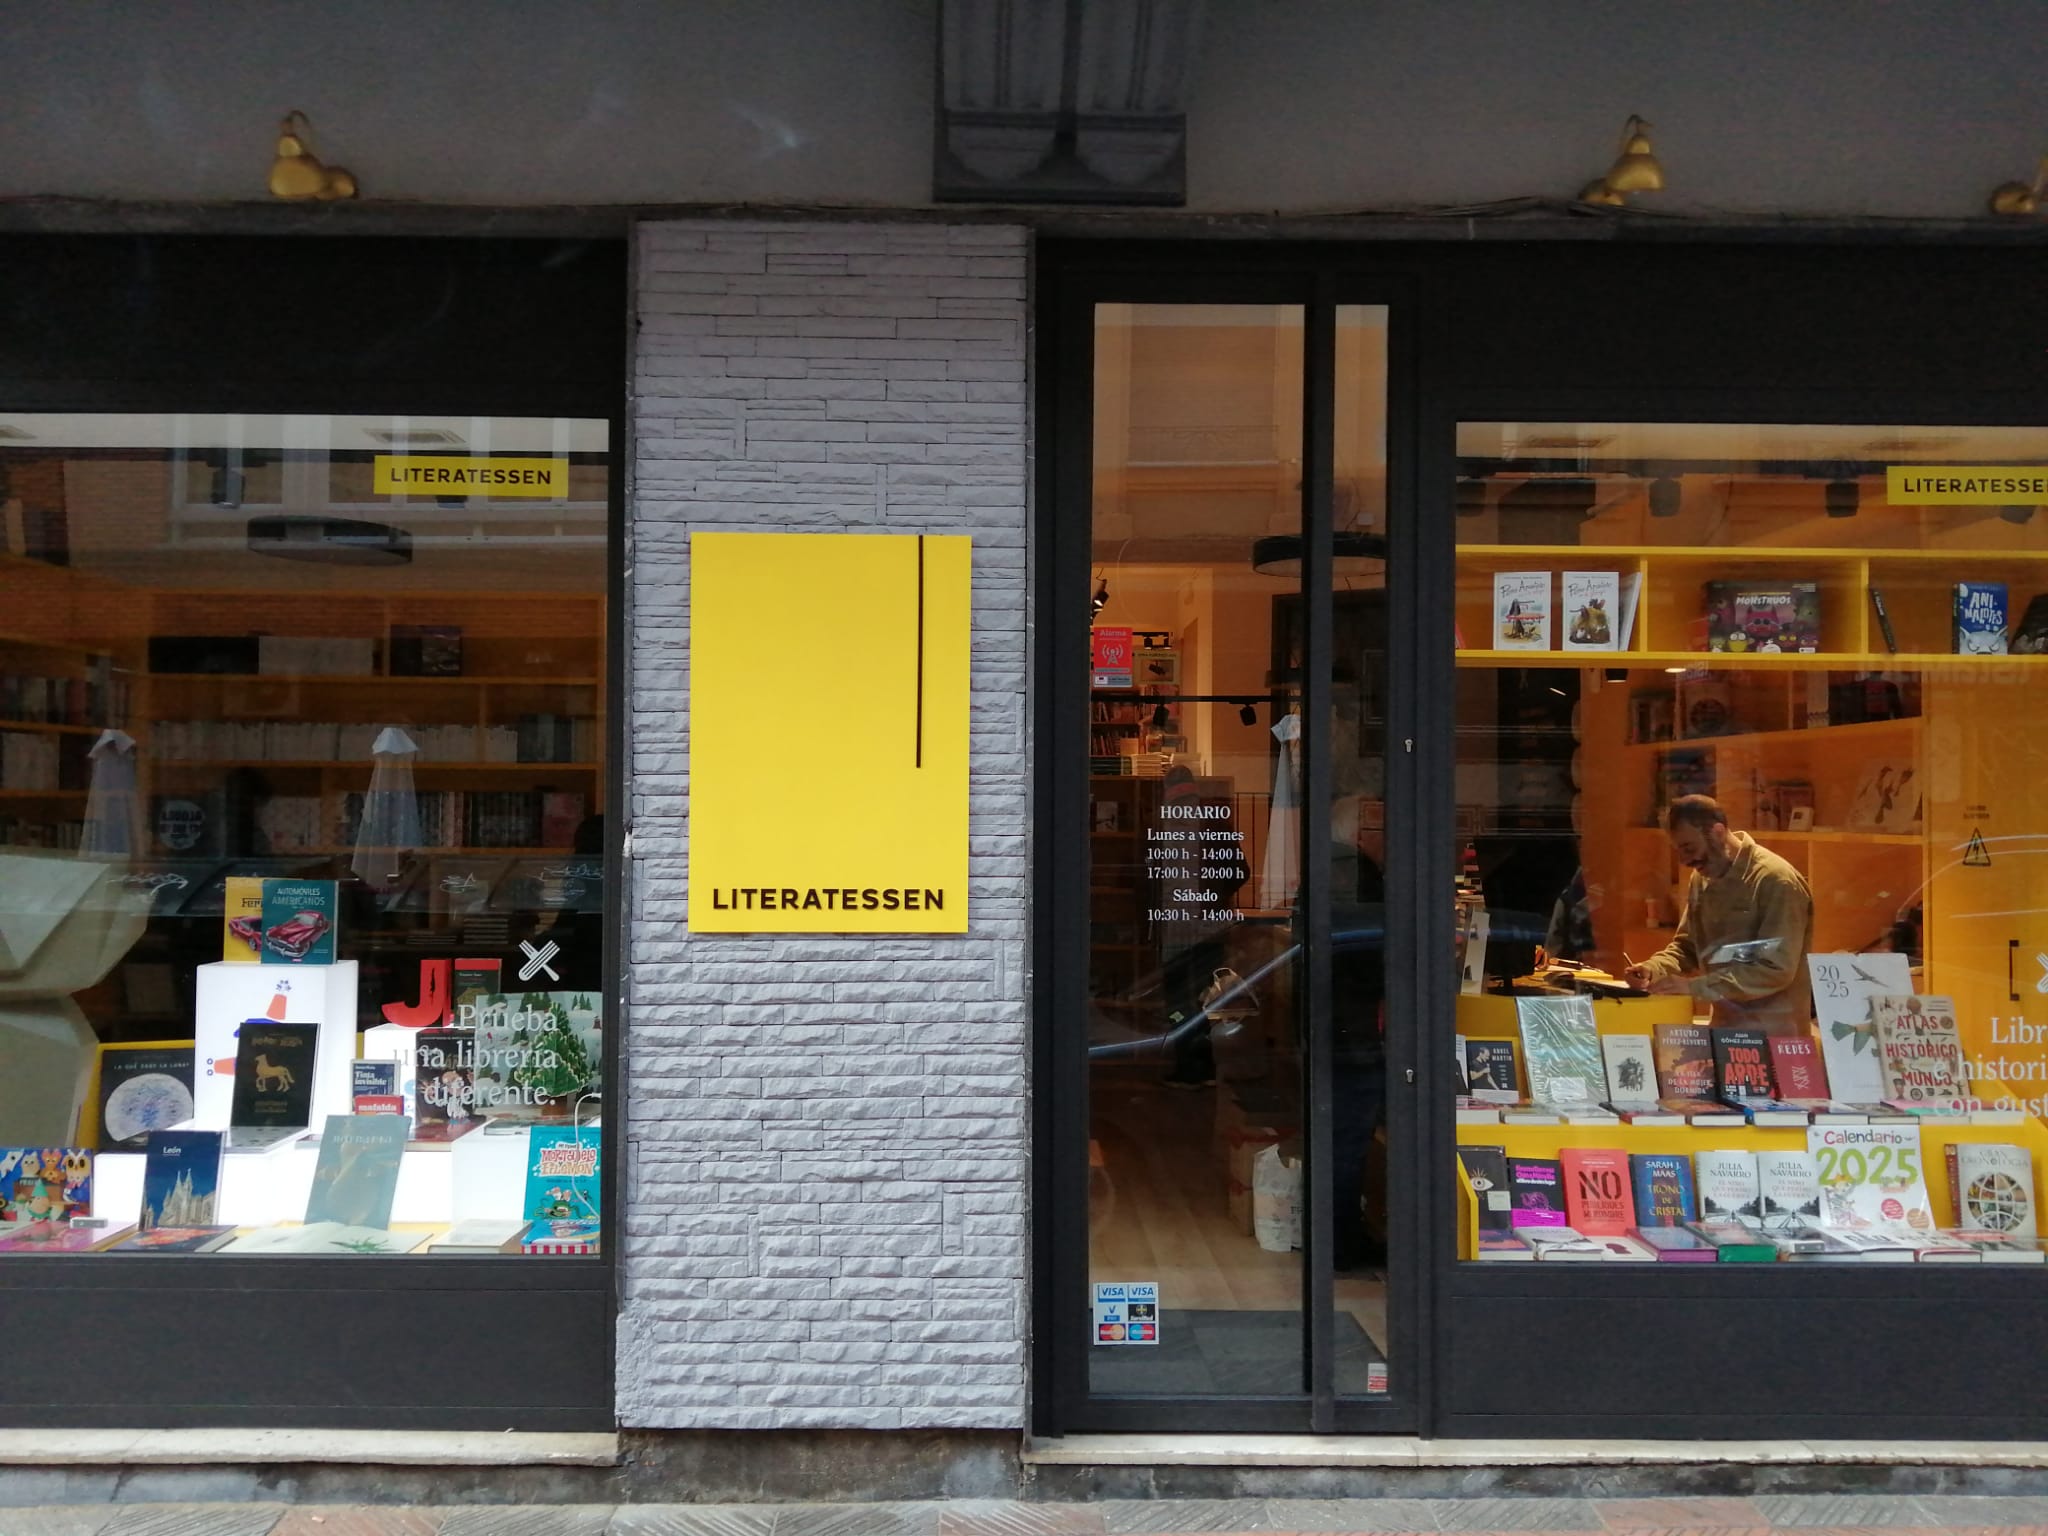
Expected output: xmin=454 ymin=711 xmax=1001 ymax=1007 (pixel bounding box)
xmin=0 ymin=233 xmax=627 ymax=1431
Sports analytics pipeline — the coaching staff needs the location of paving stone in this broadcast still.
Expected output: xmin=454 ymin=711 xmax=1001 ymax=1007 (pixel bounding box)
xmin=98 ymin=1507 xmax=286 ymax=1536
xmin=609 ymin=1506 xmax=777 ymax=1536
xmin=438 ymin=1507 xmax=615 ymax=1536
xmin=268 ymin=1508 xmax=445 ymax=1536
xmin=1265 ymin=1499 xmax=1446 ymax=1532
xmin=1912 ymin=1500 xmax=2048 ymax=1526
xmin=1598 ymin=1502 xmax=1771 ymax=1531
xmin=1752 ymin=1498 xmax=1940 ymax=1528
xmin=1429 ymin=1500 xmax=1605 ymax=1532
xmin=0 ymin=1507 xmax=117 ymax=1536
xmin=773 ymin=1506 xmax=943 ymax=1536
xmin=936 ymin=1502 xmax=1107 ymax=1536
xmin=1101 ymin=1503 xmax=1278 ymax=1534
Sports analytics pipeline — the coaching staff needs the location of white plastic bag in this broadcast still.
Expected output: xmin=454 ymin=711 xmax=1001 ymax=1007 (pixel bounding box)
xmin=1252 ymin=1143 xmax=1301 ymax=1253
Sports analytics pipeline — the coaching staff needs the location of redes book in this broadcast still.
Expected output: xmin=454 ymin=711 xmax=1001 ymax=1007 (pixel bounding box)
xmin=304 ymin=1114 xmax=411 ymax=1230
xmin=1653 ymin=1022 xmax=1715 ymax=1099
xmin=228 ymin=1021 xmax=317 ymax=1145
xmin=1712 ymin=1028 xmax=1776 ymax=1101
xmin=1954 ymin=580 xmax=2009 ymax=654
xmin=1505 ymin=1156 xmax=1567 ymax=1228
xmin=1629 ymin=1152 xmax=1696 ymax=1226
xmin=140 ymin=1130 xmax=223 ymax=1229
xmin=1600 ymin=1032 xmax=1656 ymax=1105
xmin=1870 ymin=993 xmax=1968 ymax=1103
xmin=1769 ymin=1034 xmax=1829 ymax=1100
xmin=1560 ymin=1147 xmax=1636 ymax=1236
xmin=1694 ymin=1149 xmax=1762 ymax=1224
xmin=525 ymin=1124 xmax=601 ymax=1222
xmin=1515 ymin=995 xmax=1602 ymax=1107
xmin=1492 ymin=571 xmax=1551 ymax=650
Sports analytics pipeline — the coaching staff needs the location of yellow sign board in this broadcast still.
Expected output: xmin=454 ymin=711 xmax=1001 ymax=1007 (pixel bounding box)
xmin=688 ymin=532 xmax=971 ymax=933
xmin=372 ymin=455 xmax=569 ymax=498
xmin=1886 ymin=466 xmax=2048 ymax=505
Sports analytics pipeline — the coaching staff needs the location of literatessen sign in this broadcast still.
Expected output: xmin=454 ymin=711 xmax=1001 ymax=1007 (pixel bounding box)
xmin=1887 ymin=467 xmax=2048 ymax=505
xmin=688 ymin=531 xmax=970 ymax=934
xmin=372 ymin=456 xmax=569 ymax=497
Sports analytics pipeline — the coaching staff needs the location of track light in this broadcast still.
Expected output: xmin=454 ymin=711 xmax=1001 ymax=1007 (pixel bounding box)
xmin=1648 ymin=477 xmax=1682 ymax=518
xmin=1150 ymin=702 xmax=1171 ymax=730
xmin=2000 ymin=504 xmax=2039 ymax=525
xmin=1238 ymin=703 xmax=1257 ymax=726
xmin=1580 ymin=115 xmax=1665 ymax=206
xmin=1091 ymin=577 xmax=1109 ymax=615
xmin=1825 ymin=479 xmax=1861 ymax=518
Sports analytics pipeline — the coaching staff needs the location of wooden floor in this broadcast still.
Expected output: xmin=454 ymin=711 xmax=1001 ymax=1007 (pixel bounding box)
xmin=1088 ymin=1066 xmax=1388 ymax=1352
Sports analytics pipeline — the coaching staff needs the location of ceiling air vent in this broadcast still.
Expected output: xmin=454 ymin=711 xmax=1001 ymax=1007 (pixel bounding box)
xmin=1861 ymin=436 xmax=1964 ymax=455
xmin=1518 ymin=434 xmax=1615 ymax=452
xmin=363 ymin=428 xmax=466 ymax=447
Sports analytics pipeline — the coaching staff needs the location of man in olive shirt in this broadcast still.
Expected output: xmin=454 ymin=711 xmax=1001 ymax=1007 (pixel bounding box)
xmin=1624 ymin=794 xmax=1814 ymax=1034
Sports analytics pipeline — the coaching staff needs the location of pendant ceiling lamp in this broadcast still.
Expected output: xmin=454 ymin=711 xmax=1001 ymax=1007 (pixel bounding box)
xmin=1579 ymin=115 xmax=1665 ymax=206
xmin=1250 ymin=530 xmax=1388 ymax=578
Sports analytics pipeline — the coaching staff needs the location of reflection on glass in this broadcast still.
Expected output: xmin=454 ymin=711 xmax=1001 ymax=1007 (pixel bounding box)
xmin=0 ymin=413 xmax=608 ymax=1258
xmin=1087 ymin=304 xmax=1307 ymax=1392
xmin=1453 ymin=422 xmax=2048 ymax=1267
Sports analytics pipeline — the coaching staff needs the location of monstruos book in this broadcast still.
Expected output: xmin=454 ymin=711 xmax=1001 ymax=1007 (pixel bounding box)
xmin=1458 ymin=1146 xmax=1514 ymax=1234
xmin=1756 ymin=1149 xmax=1824 ymax=1231
xmin=1560 ymin=1147 xmax=1636 ymax=1236
xmin=525 ymin=1124 xmax=602 ymax=1222
xmin=1870 ymin=993 xmax=1969 ymax=1103
xmin=1712 ymin=1028 xmax=1777 ymax=1102
xmin=1561 ymin=570 xmax=1620 ymax=652
xmin=1954 ymin=580 xmax=2009 ymax=655
xmin=1462 ymin=1038 xmax=1520 ymax=1102
xmin=1505 ymin=1156 xmax=1568 ymax=1228
xmin=227 ymin=1020 xmax=318 ymax=1146
xmin=1493 ymin=571 xmax=1552 ymax=651
xmin=1515 ymin=995 xmax=1603 ymax=1108
xmin=1601 ymin=1032 xmax=1657 ymax=1106
xmin=304 ymin=1113 xmax=410 ymax=1230
xmin=1629 ymin=1153 xmax=1697 ymax=1227
xmin=1694 ymin=1149 xmax=1763 ymax=1224
xmin=139 ymin=1129 xmax=223 ymax=1230
xmin=1956 ymin=1143 xmax=2037 ymax=1240
xmin=1653 ymin=1021 xmax=1716 ymax=1099
xmin=1770 ymin=1035 xmax=1830 ymax=1100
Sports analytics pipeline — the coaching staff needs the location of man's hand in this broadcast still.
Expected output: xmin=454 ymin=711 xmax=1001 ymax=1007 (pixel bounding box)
xmin=1624 ymin=964 xmax=1653 ymax=990
xmin=1644 ymin=972 xmax=1691 ymax=996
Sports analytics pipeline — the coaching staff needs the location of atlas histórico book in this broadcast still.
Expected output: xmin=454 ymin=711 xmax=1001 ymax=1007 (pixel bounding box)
xmin=1870 ymin=993 xmax=1968 ymax=1103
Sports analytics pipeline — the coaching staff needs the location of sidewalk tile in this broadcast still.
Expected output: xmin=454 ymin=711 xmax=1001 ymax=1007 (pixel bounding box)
xmin=610 ymin=1507 xmax=777 ymax=1536
xmin=1266 ymin=1500 xmax=1445 ymax=1532
xmin=937 ymin=1501 xmax=1107 ymax=1536
xmin=1913 ymin=1500 xmax=2048 ymax=1526
xmin=1103 ymin=1503 xmax=1278 ymax=1534
xmin=439 ymin=1508 xmax=614 ymax=1536
xmin=1753 ymin=1499 xmax=1937 ymax=1527
xmin=1431 ymin=1501 xmax=1604 ymax=1532
xmin=0 ymin=1509 xmax=117 ymax=1536
xmin=775 ymin=1507 xmax=943 ymax=1536
xmin=1599 ymin=1502 xmax=1770 ymax=1530
xmin=269 ymin=1509 xmax=445 ymax=1536
xmin=98 ymin=1509 xmax=285 ymax=1536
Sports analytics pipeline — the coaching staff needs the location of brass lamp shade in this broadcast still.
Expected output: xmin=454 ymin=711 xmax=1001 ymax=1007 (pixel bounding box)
xmin=1989 ymin=157 xmax=2046 ymax=216
xmin=1578 ymin=179 xmax=1627 ymax=207
xmin=1603 ymin=116 xmax=1665 ymax=193
xmin=268 ymin=110 xmax=360 ymax=202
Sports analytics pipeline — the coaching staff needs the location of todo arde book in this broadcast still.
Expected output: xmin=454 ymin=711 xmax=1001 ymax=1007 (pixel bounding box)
xmin=1954 ymin=580 xmax=2009 ymax=654
xmin=1492 ymin=570 xmax=1552 ymax=650
xmin=1600 ymin=1032 xmax=1657 ymax=1105
xmin=304 ymin=1114 xmax=411 ymax=1230
xmin=1653 ymin=1022 xmax=1715 ymax=1099
xmin=1461 ymin=1038 xmax=1520 ymax=1101
xmin=1956 ymin=1143 xmax=2036 ymax=1240
xmin=1870 ymin=993 xmax=1968 ymax=1102
xmin=1769 ymin=1034 xmax=1829 ymax=1100
xmin=1505 ymin=1156 xmax=1568 ymax=1228
xmin=1559 ymin=1147 xmax=1636 ymax=1236
xmin=111 ymin=1225 xmax=238 ymax=1254
xmin=1693 ymin=1149 xmax=1762 ymax=1224
xmin=524 ymin=1124 xmax=601 ymax=1222
xmin=1457 ymin=1146 xmax=1514 ymax=1233
xmin=140 ymin=1130 xmax=223 ymax=1230
xmin=1711 ymin=1028 xmax=1777 ymax=1101
xmin=1629 ymin=1153 xmax=1697 ymax=1227
xmin=228 ymin=1021 xmax=318 ymax=1143
xmin=1756 ymin=1150 xmax=1823 ymax=1231
xmin=1514 ymin=995 xmax=1602 ymax=1107
xmin=1807 ymin=952 xmax=1910 ymax=1104
xmin=1560 ymin=570 xmax=1619 ymax=652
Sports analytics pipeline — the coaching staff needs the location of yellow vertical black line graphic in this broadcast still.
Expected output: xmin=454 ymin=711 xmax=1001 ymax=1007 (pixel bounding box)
xmin=916 ymin=534 xmax=926 ymax=768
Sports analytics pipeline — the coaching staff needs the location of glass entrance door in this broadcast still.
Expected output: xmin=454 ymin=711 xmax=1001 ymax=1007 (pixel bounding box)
xmin=1055 ymin=296 xmax=1404 ymax=1429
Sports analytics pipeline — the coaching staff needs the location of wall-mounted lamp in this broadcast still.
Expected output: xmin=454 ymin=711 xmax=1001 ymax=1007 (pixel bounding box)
xmin=1149 ymin=702 xmax=1172 ymax=730
xmin=1825 ymin=479 xmax=1861 ymax=518
xmin=1579 ymin=115 xmax=1665 ymax=206
xmin=268 ymin=111 xmax=359 ymax=201
xmin=1648 ymin=476 xmax=1682 ymax=518
xmin=1237 ymin=703 xmax=1258 ymax=727
xmin=1091 ymin=577 xmax=1110 ymax=615
xmin=1989 ymin=156 xmax=2047 ymax=216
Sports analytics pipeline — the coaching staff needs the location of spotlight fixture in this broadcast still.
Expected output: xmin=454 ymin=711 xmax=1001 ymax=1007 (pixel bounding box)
xmin=248 ymin=514 xmax=412 ymax=566
xmin=1238 ymin=702 xmax=1258 ymax=727
xmin=1091 ymin=577 xmax=1110 ymax=615
xmin=1989 ymin=156 xmax=2047 ymax=216
xmin=2000 ymin=504 xmax=2039 ymax=525
xmin=1150 ymin=702 xmax=1171 ymax=730
xmin=1579 ymin=115 xmax=1665 ymax=206
xmin=1250 ymin=530 xmax=1388 ymax=577
xmin=1648 ymin=476 xmax=1682 ymax=518
xmin=1825 ymin=478 xmax=1861 ymax=519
